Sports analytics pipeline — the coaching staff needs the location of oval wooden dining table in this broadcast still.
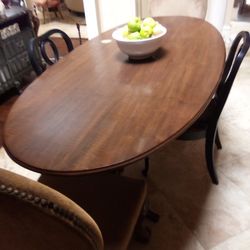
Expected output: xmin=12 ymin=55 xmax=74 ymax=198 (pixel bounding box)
xmin=3 ymin=16 xmax=226 ymax=175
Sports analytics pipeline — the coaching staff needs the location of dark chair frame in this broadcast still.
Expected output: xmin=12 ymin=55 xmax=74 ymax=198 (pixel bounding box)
xmin=143 ymin=31 xmax=250 ymax=185
xmin=28 ymin=28 xmax=74 ymax=76
xmin=178 ymin=31 xmax=250 ymax=184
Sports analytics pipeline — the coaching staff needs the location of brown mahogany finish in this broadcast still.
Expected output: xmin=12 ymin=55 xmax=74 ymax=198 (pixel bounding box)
xmin=3 ymin=17 xmax=226 ymax=175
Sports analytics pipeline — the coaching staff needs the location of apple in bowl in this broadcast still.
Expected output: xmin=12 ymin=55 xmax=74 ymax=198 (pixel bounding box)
xmin=112 ymin=17 xmax=167 ymax=59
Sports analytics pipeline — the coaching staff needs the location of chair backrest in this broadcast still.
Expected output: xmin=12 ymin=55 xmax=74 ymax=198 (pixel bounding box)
xmin=9 ymin=0 xmax=23 ymax=6
xmin=0 ymin=168 xmax=104 ymax=250
xmin=34 ymin=0 xmax=61 ymax=8
xmin=28 ymin=29 xmax=74 ymax=76
xmin=214 ymin=31 xmax=250 ymax=122
xmin=146 ymin=0 xmax=208 ymax=19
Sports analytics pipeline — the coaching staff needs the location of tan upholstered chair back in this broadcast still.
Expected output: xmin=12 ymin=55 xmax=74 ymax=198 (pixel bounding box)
xmin=146 ymin=0 xmax=208 ymax=19
xmin=0 ymin=168 xmax=104 ymax=250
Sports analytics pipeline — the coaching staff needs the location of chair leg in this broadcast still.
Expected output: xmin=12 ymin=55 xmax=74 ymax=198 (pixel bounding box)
xmin=76 ymin=23 xmax=82 ymax=45
xmin=135 ymin=201 xmax=159 ymax=243
xmin=215 ymin=130 xmax=222 ymax=149
xmin=42 ymin=7 xmax=46 ymax=24
xmin=205 ymin=129 xmax=219 ymax=185
xmin=134 ymin=223 xmax=151 ymax=243
xmin=145 ymin=208 xmax=160 ymax=223
xmin=142 ymin=156 xmax=149 ymax=177
xmin=143 ymin=200 xmax=160 ymax=223
xmin=54 ymin=10 xmax=58 ymax=18
xmin=58 ymin=8 xmax=64 ymax=19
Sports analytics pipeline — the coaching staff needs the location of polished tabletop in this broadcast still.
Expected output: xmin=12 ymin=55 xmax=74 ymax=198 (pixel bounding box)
xmin=3 ymin=16 xmax=226 ymax=175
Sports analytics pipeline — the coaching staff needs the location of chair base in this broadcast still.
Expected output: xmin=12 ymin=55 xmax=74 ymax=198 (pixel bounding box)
xmin=39 ymin=173 xmax=150 ymax=249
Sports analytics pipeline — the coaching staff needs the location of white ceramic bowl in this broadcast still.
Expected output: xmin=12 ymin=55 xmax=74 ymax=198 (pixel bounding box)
xmin=112 ymin=25 xmax=167 ymax=59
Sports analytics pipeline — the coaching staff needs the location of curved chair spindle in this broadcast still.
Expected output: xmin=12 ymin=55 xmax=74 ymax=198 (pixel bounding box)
xmin=28 ymin=28 xmax=74 ymax=76
xmin=143 ymin=31 xmax=250 ymax=185
xmin=178 ymin=31 xmax=250 ymax=184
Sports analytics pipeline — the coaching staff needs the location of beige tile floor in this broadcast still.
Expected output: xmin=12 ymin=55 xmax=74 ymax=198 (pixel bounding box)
xmin=1 ymin=21 xmax=250 ymax=250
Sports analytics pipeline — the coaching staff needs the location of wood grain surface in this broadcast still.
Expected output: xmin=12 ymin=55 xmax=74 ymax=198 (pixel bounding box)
xmin=3 ymin=17 xmax=226 ymax=175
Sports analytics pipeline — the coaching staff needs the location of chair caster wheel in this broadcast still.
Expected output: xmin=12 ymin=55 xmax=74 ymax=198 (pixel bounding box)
xmin=142 ymin=169 xmax=148 ymax=177
xmin=135 ymin=225 xmax=151 ymax=243
xmin=146 ymin=209 xmax=160 ymax=223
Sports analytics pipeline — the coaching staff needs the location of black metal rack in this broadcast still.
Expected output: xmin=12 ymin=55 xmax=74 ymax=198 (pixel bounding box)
xmin=0 ymin=6 xmax=35 ymax=94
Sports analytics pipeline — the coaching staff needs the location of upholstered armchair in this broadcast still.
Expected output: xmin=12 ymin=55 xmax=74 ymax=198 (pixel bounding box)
xmin=64 ymin=0 xmax=84 ymax=14
xmin=0 ymin=168 xmax=103 ymax=250
xmin=34 ymin=0 xmax=61 ymax=9
xmin=34 ymin=0 xmax=63 ymax=23
xmin=144 ymin=0 xmax=208 ymax=19
xmin=0 ymin=168 xmax=150 ymax=249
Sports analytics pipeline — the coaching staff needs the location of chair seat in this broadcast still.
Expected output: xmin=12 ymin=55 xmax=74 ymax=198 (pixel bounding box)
xmin=178 ymin=98 xmax=217 ymax=140
xmin=39 ymin=173 xmax=147 ymax=250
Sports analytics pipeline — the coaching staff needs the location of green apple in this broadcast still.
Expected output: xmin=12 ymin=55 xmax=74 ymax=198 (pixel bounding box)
xmin=128 ymin=31 xmax=141 ymax=40
xmin=127 ymin=17 xmax=142 ymax=33
xmin=140 ymin=25 xmax=153 ymax=38
xmin=122 ymin=25 xmax=129 ymax=38
xmin=153 ymin=23 xmax=163 ymax=35
xmin=142 ymin=17 xmax=156 ymax=28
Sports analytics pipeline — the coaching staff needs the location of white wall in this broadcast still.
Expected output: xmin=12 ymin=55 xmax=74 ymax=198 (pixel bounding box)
xmin=83 ymin=0 xmax=100 ymax=39
xmin=97 ymin=0 xmax=136 ymax=32
xmin=224 ymin=0 xmax=235 ymax=25
xmin=136 ymin=0 xmax=149 ymax=18
xmin=205 ymin=0 xmax=227 ymax=31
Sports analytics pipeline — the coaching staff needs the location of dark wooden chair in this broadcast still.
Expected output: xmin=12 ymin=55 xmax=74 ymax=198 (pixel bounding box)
xmin=0 ymin=168 xmax=150 ymax=249
xmin=143 ymin=31 xmax=250 ymax=185
xmin=28 ymin=28 xmax=74 ymax=76
xmin=178 ymin=31 xmax=250 ymax=184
